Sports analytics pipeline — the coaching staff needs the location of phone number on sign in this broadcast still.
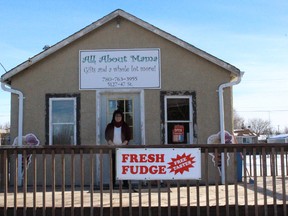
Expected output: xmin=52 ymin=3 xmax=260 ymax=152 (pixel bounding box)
xmin=102 ymin=77 xmax=138 ymax=82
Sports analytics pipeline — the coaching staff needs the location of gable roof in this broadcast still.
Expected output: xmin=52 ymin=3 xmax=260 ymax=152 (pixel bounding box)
xmin=234 ymin=129 xmax=257 ymax=137
xmin=268 ymin=134 xmax=288 ymax=140
xmin=1 ymin=9 xmax=241 ymax=83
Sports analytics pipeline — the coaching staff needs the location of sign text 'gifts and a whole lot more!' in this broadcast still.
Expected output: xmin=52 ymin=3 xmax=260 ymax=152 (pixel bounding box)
xmin=79 ymin=49 xmax=161 ymax=89
xmin=116 ymin=148 xmax=201 ymax=180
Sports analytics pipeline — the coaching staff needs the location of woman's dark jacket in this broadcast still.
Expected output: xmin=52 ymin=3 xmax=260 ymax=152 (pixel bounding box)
xmin=105 ymin=122 xmax=131 ymax=143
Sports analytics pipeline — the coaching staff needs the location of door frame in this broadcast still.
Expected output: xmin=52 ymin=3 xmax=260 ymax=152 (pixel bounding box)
xmin=96 ymin=89 xmax=146 ymax=146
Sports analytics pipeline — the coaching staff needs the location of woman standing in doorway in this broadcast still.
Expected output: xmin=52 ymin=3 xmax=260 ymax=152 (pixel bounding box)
xmin=105 ymin=109 xmax=131 ymax=188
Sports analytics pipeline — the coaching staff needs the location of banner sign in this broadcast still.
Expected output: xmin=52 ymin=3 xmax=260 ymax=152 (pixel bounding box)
xmin=79 ymin=49 xmax=161 ymax=89
xmin=116 ymin=148 xmax=201 ymax=180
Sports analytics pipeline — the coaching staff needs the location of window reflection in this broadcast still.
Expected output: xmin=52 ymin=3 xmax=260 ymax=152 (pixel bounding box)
xmin=109 ymin=100 xmax=117 ymax=111
xmin=167 ymin=98 xmax=189 ymax=121
xmin=52 ymin=124 xmax=74 ymax=145
xmin=52 ymin=100 xmax=74 ymax=123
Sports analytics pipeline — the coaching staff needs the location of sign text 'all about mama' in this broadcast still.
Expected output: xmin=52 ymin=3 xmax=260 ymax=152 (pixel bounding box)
xmin=79 ymin=49 xmax=161 ymax=89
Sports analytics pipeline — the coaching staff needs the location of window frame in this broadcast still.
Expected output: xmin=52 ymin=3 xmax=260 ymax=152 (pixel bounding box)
xmin=164 ymin=95 xmax=194 ymax=144
xmin=46 ymin=94 xmax=80 ymax=145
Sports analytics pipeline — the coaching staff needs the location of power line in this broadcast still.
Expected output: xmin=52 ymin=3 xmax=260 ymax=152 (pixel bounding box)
xmin=0 ymin=62 xmax=7 ymax=73
xmin=237 ymin=110 xmax=288 ymax=112
xmin=243 ymin=79 xmax=288 ymax=82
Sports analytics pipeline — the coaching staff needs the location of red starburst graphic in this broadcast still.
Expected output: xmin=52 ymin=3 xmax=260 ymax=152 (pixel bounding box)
xmin=167 ymin=153 xmax=195 ymax=175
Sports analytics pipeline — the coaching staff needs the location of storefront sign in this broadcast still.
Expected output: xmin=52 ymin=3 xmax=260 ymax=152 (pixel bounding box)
xmin=79 ymin=49 xmax=161 ymax=89
xmin=116 ymin=148 xmax=201 ymax=180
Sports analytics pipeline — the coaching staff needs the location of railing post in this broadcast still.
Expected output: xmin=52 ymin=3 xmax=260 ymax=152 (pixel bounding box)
xmin=23 ymin=150 xmax=27 ymax=216
xmin=61 ymin=149 xmax=65 ymax=216
xmin=271 ymin=148 xmax=277 ymax=216
xmin=252 ymin=147 xmax=258 ymax=216
xmin=280 ymin=147 xmax=287 ymax=215
xmin=215 ymin=148 xmax=220 ymax=216
xmin=51 ymin=150 xmax=55 ymax=216
xmin=32 ymin=150 xmax=37 ymax=216
xmin=71 ymin=149 xmax=75 ymax=216
xmin=90 ymin=149 xmax=94 ymax=216
xmin=243 ymin=148 xmax=248 ymax=216
xmin=42 ymin=149 xmax=46 ymax=216
xmin=224 ymin=148 xmax=229 ymax=216
xmin=204 ymin=148 xmax=210 ymax=216
xmin=80 ymin=149 xmax=84 ymax=216
xmin=262 ymin=147 xmax=268 ymax=216
xmin=14 ymin=150 xmax=18 ymax=216
xmin=100 ymin=149 xmax=103 ymax=216
xmin=233 ymin=148 xmax=239 ymax=216
xmin=3 ymin=150 xmax=8 ymax=216
xmin=0 ymin=151 xmax=3 ymax=192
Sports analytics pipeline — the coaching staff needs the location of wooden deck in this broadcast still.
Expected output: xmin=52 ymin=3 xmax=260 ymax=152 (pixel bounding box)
xmin=1 ymin=178 xmax=287 ymax=216
xmin=0 ymin=184 xmax=287 ymax=208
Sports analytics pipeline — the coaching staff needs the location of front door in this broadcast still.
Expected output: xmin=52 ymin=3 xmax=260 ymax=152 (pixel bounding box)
xmin=97 ymin=92 xmax=142 ymax=185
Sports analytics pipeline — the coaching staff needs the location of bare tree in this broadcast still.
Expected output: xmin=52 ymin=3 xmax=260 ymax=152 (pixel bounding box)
xmin=0 ymin=122 xmax=10 ymax=130
xmin=247 ymin=118 xmax=272 ymax=136
xmin=233 ymin=109 xmax=245 ymax=129
xmin=284 ymin=127 xmax=288 ymax=134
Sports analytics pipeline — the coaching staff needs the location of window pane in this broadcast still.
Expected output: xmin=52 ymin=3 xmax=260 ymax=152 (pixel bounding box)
xmin=117 ymin=100 xmax=124 ymax=111
xmin=125 ymin=113 xmax=133 ymax=126
xmin=108 ymin=100 xmax=117 ymax=112
xmin=167 ymin=98 xmax=189 ymax=121
xmin=167 ymin=123 xmax=190 ymax=144
xmin=129 ymin=126 xmax=134 ymax=140
xmin=52 ymin=100 xmax=74 ymax=123
xmin=52 ymin=124 xmax=74 ymax=145
xmin=125 ymin=100 xmax=133 ymax=112
xmin=107 ymin=114 xmax=113 ymax=124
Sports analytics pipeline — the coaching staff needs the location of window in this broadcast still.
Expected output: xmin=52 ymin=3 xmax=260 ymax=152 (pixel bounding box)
xmin=49 ymin=97 xmax=77 ymax=145
xmin=243 ymin=137 xmax=252 ymax=144
xmin=164 ymin=95 xmax=193 ymax=144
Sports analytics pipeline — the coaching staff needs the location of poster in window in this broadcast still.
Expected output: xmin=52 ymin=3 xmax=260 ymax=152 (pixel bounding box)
xmin=172 ymin=125 xmax=185 ymax=143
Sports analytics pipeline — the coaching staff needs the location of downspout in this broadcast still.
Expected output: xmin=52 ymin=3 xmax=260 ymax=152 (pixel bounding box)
xmin=218 ymin=71 xmax=244 ymax=185
xmin=1 ymin=81 xmax=24 ymax=186
xmin=218 ymin=71 xmax=244 ymax=144
xmin=1 ymin=81 xmax=24 ymax=146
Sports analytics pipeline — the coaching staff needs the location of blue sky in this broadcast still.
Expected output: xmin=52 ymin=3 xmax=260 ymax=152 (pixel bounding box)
xmin=1 ymin=0 xmax=288 ymax=131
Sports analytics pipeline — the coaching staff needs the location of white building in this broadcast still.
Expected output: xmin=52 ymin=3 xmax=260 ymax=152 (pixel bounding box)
xmin=234 ymin=128 xmax=258 ymax=144
xmin=267 ymin=134 xmax=288 ymax=143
